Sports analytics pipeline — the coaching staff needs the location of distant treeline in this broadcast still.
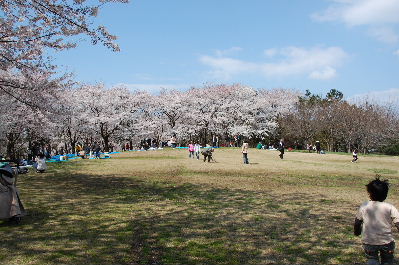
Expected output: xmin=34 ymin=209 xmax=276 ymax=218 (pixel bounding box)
xmin=1 ymin=83 xmax=398 ymax=160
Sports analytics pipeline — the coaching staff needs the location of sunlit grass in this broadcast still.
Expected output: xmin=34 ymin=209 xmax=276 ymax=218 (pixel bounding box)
xmin=1 ymin=148 xmax=398 ymax=264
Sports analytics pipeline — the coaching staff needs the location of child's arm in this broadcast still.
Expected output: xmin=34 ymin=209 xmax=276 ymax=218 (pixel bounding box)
xmin=354 ymin=218 xmax=363 ymax=236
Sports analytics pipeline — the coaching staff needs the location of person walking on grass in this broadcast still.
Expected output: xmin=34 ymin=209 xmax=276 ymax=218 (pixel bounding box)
xmin=354 ymin=177 xmax=399 ymax=265
xmin=188 ymin=142 xmax=195 ymax=159
xmin=242 ymin=140 xmax=249 ymax=164
xmin=315 ymin=141 xmax=321 ymax=154
xmin=194 ymin=142 xmax=201 ymax=160
xmin=352 ymin=149 xmax=359 ymax=163
xmin=278 ymin=138 xmax=285 ymax=159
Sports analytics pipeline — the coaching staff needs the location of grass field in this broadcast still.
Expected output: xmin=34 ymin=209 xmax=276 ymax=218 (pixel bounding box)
xmin=1 ymin=148 xmax=399 ymax=265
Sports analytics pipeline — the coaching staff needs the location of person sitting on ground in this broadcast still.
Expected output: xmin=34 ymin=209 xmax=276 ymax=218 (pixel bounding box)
xmin=256 ymin=142 xmax=263 ymax=149
xmin=354 ymin=177 xmax=399 ymax=265
xmin=307 ymin=143 xmax=313 ymax=153
xmin=75 ymin=143 xmax=83 ymax=156
xmin=35 ymin=153 xmax=47 ymax=173
xmin=201 ymin=147 xmax=214 ymax=163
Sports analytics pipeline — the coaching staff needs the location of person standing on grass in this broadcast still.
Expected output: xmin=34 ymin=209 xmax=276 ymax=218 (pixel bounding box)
xmin=352 ymin=149 xmax=359 ymax=163
xmin=84 ymin=145 xmax=90 ymax=159
xmin=315 ymin=141 xmax=321 ymax=154
xmin=354 ymin=177 xmax=399 ymax=265
xmin=307 ymin=143 xmax=313 ymax=153
xmin=194 ymin=142 xmax=201 ymax=160
xmin=93 ymin=142 xmax=101 ymax=159
xmin=278 ymin=139 xmax=285 ymax=159
xmin=188 ymin=142 xmax=195 ymax=159
xmin=242 ymin=140 xmax=249 ymax=164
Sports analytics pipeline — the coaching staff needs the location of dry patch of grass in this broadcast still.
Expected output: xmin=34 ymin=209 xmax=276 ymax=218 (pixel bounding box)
xmin=1 ymin=148 xmax=398 ymax=264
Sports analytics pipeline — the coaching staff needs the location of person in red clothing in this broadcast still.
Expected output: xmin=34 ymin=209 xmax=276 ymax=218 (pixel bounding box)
xmin=188 ymin=142 xmax=195 ymax=159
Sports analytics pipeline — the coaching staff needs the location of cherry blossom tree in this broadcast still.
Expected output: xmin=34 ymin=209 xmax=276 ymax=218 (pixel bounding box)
xmin=182 ymin=84 xmax=298 ymax=145
xmin=0 ymin=0 xmax=128 ymax=68
xmin=76 ymin=84 xmax=147 ymax=152
xmin=0 ymin=92 xmax=54 ymax=159
xmin=185 ymin=84 xmax=233 ymax=144
xmin=0 ymin=0 xmax=128 ymax=107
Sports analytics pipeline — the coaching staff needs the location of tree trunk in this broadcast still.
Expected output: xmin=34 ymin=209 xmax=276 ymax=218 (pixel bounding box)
xmin=6 ymin=133 xmax=19 ymax=160
xmin=103 ymin=135 xmax=110 ymax=152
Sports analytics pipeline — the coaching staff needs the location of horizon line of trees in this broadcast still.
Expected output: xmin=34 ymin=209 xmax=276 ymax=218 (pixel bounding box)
xmin=1 ymin=82 xmax=398 ymax=160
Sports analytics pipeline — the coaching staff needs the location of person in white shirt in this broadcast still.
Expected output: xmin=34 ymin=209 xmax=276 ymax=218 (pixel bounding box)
xmin=354 ymin=177 xmax=399 ymax=265
xmin=194 ymin=143 xmax=201 ymax=160
xmin=241 ymin=141 xmax=249 ymax=164
xmin=35 ymin=154 xmax=47 ymax=173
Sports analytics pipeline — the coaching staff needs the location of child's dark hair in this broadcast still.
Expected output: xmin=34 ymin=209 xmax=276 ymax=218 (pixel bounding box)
xmin=366 ymin=176 xmax=389 ymax=202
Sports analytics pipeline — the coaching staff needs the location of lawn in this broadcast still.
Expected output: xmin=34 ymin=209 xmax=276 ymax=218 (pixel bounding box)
xmin=1 ymin=148 xmax=399 ymax=265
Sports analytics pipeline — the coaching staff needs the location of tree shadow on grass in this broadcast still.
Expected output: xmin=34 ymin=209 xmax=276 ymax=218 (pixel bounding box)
xmin=126 ymin=187 xmax=364 ymax=265
xmin=0 ymin=165 xmax=366 ymax=265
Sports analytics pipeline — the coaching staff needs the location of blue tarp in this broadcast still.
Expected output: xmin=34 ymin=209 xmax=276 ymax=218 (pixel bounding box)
xmin=47 ymin=152 xmax=120 ymax=163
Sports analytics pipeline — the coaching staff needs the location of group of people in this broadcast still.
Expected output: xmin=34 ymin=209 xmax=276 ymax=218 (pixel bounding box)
xmin=306 ymin=141 xmax=322 ymax=154
xmin=242 ymin=139 xmax=360 ymax=164
xmin=187 ymin=142 xmax=214 ymax=162
xmin=75 ymin=143 xmax=102 ymax=159
xmin=241 ymin=138 xmax=285 ymax=164
xmin=188 ymin=138 xmax=286 ymax=164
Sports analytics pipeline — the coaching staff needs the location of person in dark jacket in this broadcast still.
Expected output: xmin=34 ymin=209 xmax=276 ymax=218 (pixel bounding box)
xmin=201 ymin=148 xmax=214 ymax=162
xmin=279 ymin=139 xmax=285 ymax=159
xmin=315 ymin=141 xmax=321 ymax=154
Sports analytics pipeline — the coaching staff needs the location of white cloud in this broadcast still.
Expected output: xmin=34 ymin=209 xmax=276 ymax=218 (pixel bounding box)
xmin=349 ymin=88 xmax=399 ymax=105
xmin=313 ymin=0 xmax=399 ymax=44
xmin=309 ymin=67 xmax=337 ymax=80
xmin=114 ymin=83 xmax=188 ymax=94
xmin=368 ymin=27 xmax=399 ymax=44
xmin=313 ymin=0 xmax=399 ymax=26
xmin=199 ymin=56 xmax=257 ymax=80
xmin=200 ymin=46 xmax=347 ymax=80
xmin=215 ymin=47 xmax=243 ymax=57
xmin=394 ymin=49 xmax=399 ymax=56
xmin=264 ymin=48 xmax=278 ymax=57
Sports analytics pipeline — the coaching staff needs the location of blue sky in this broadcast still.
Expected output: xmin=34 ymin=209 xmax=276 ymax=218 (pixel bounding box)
xmin=53 ymin=0 xmax=399 ymax=102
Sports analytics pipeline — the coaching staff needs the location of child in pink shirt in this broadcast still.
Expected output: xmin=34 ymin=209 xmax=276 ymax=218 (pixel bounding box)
xmin=188 ymin=142 xmax=195 ymax=159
